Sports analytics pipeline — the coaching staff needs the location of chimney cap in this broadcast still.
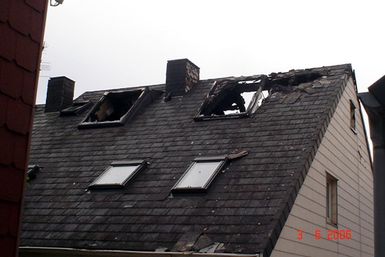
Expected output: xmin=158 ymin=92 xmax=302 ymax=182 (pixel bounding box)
xmin=167 ymin=58 xmax=200 ymax=70
xmin=49 ymin=76 xmax=75 ymax=83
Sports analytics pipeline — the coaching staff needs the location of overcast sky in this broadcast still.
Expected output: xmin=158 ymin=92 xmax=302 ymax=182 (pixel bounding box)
xmin=37 ymin=0 xmax=385 ymax=104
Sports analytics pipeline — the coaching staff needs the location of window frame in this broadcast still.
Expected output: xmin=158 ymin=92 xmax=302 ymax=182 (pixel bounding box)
xmin=88 ymin=160 xmax=146 ymax=189
xmin=172 ymin=156 xmax=228 ymax=193
xmin=78 ymin=88 xmax=149 ymax=129
xmin=326 ymin=172 xmax=338 ymax=226
xmin=350 ymin=100 xmax=357 ymax=133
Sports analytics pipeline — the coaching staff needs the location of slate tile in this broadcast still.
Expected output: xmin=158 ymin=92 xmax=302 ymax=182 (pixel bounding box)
xmin=25 ymin=0 xmax=46 ymax=13
xmin=0 ymin=167 xmax=24 ymax=202
xmin=22 ymin=71 xmax=37 ymax=105
xmin=0 ymin=24 xmax=16 ymax=61
xmin=0 ymin=93 xmax=8 ymax=126
xmin=15 ymin=34 xmax=40 ymax=71
xmin=0 ymin=202 xmax=11 ymax=235
xmin=0 ymin=237 xmax=16 ymax=257
xmin=8 ymin=0 xmax=32 ymax=36
xmin=0 ymin=127 xmax=14 ymax=165
xmin=6 ymin=99 xmax=32 ymax=135
xmin=9 ymin=196 xmax=21 ymax=236
xmin=13 ymin=133 xmax=28 ymax=169
xmin=0 ymin=0 xmax=11 ymax=22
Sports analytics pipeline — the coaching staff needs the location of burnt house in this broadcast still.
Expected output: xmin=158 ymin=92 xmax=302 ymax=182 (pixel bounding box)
xmin=20 ymin=59 xmax=374 ymax=257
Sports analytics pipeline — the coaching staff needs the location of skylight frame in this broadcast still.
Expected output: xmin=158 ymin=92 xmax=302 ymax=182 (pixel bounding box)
xmin=88 ymin=160 xmax=146 ymax=189
xmin=78 ymin=87 xmax=148 ymax=129
xmin=172 ymin=156 xmax=228 ymax=193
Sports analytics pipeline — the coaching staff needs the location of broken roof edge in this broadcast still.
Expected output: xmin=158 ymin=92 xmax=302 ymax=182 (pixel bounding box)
xmin=259 ymin=70 xmax=353 ymax=257
xmin=19 ymin=247 xmax=262 ymax=257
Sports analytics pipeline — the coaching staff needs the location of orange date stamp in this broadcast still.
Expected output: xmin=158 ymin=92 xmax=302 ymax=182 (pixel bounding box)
xmin=297 ymin=229 xmax=352 ymax=240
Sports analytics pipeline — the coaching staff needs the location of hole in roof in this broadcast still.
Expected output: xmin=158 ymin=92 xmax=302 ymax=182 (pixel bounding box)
xmin=87 ymin=91 xmax=142 ymax=122
xmin=195 ymin=76 xmax=269 ymax=120
xmin=78 ymin=88 xmax=153 ymax=129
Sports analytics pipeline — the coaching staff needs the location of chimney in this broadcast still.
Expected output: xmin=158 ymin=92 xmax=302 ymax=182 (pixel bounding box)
xmin=165 ymin=59 xmax=199 ymax=99
xmin=45 ymin=76 xmax=75 ymax=112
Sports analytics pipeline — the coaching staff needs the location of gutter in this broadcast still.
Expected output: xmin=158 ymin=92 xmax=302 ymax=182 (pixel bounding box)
xmin=19 ymin=247 xmax=262 ymax=257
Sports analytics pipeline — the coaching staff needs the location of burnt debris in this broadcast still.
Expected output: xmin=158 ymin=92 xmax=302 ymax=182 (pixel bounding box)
xmin=195 ymin=69 xmax=334 ymax=120
xmin=195 ymin=75 xmax=268 ymax=120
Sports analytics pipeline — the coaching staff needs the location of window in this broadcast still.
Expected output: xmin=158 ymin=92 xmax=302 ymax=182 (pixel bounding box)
xmin=78 ymin=87 xmax=153 ymax=129
xmin=172 ymin=156 xmax=227 ymax=192
xmin=195 ymin=76 xmax=269 ymax=121
xmin=60 ymin=100 xmax=92 ymax=116
xmin=350 ymin=100 xmax=357 ymax=132
xmin=326 ymin=173 xmax=338 ymax=225
xmin=89 ymin=160 xmax=146 ymax=189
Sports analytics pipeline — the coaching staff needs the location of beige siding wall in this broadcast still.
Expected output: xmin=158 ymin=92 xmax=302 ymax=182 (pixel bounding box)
xmin=271 ymin=78 xmax=374 ymax=257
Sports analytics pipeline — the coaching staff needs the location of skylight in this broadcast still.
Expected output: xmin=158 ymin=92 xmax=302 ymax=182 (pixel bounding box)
xmin=172 ymin=156 xmax=227 ymax=192
xmin=78 ymin=88 xmax=150 ymax=129
xmin=89 ymin=160 xmax=146 ymax=189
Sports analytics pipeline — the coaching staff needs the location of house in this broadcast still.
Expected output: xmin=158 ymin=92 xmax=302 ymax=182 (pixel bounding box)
xmin=20 ymin=59 xmax=374 ymax=257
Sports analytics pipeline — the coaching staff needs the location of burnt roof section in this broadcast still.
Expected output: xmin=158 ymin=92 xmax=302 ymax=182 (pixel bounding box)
xmin=21 ymin=64 xmax=352 ymax=256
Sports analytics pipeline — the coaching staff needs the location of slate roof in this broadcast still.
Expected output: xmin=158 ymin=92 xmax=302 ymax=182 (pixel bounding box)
xmin=21 ymin=64 xmax=353 ymax=256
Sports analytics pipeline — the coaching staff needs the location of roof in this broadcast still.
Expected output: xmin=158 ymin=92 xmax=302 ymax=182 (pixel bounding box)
xmin=21 ymin=64 xmax=353 ymax=256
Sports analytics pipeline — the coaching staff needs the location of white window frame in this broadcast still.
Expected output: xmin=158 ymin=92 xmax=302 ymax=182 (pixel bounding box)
xmin=172 ymin=156 xmax=227 ymax=193
xmin=89 ymin=160 xmax=146 ymax=189
xmin=326 ymin=172 xmax=338 ymax=226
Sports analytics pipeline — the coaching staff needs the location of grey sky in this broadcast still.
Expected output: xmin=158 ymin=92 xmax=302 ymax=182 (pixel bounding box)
xmin=37 ymin=0 xmax=385 ymax=104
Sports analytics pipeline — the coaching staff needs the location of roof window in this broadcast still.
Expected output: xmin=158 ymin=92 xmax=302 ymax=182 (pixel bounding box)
xmin=195 ymin=76 xmax=269 ymax=120
xmin=89 ymin=160 xmax=146 ymax=189
xmin=172 ymin=156 xmax=227 ymax=193
xmin=79 ymin=88 xmax=152 ymax=129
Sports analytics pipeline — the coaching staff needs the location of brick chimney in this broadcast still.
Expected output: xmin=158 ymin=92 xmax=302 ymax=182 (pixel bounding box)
xmin=45 ymin=76 xmax=75 ymax=112
xmin=165 ymin=59 xmax=199 ymax=99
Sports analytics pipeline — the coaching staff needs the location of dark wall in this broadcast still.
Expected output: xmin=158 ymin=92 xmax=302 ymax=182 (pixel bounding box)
xmin=0 ymin=0 xmax=48 ymax=256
